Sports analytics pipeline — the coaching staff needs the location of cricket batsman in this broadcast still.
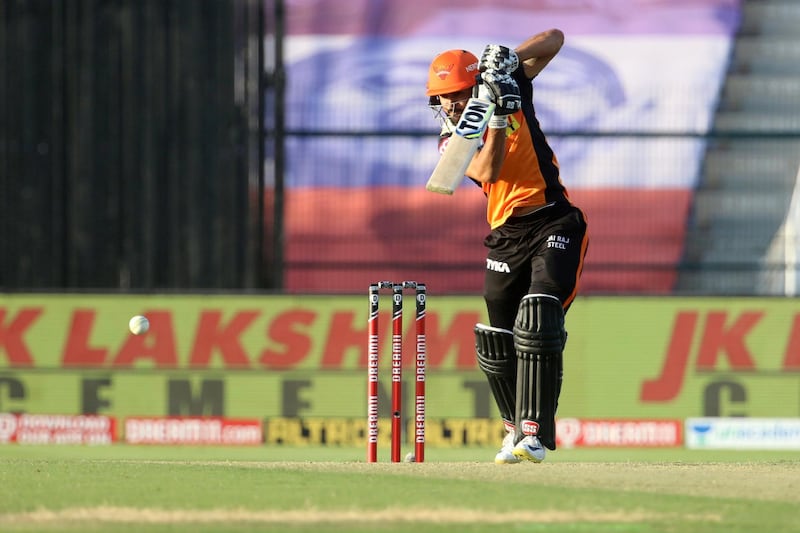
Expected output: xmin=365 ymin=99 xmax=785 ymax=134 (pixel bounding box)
xmin=425 ymin=29 xmax=590 ymax=463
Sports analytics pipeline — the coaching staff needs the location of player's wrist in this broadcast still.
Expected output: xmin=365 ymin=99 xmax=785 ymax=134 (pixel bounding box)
xmin=488 ymin=115 xmax=508 ymax=129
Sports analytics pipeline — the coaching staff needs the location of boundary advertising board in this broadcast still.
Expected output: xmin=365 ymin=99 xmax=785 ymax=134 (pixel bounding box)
xmin=1 ymin=295 xmax=799 ymax=424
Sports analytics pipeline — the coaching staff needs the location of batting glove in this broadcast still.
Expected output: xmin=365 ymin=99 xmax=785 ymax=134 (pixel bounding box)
xmin=480 ymin=45 xmax=520 ymax=74
xmin=480 ymin=69 xmax=521 ymax=116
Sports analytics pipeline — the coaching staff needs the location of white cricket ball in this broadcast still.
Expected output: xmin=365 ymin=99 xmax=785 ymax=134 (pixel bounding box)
xmin=129 ymin=315 xmax=150 ymax=335
xmin=404 ymin=452 xmax=416 ymax=463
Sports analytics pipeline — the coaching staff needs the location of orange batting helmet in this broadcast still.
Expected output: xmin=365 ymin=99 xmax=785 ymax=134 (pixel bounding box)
xmin=425 ymin=49 xmax=480 ymax=97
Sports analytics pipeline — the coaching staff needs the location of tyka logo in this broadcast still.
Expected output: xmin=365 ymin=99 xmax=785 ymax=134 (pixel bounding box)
xmin=486 ymin=258 xmax=510 ymax=273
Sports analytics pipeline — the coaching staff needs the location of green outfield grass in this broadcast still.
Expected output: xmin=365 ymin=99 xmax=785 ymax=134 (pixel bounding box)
xmin=1 ymin=445 xmax=799 ymax=533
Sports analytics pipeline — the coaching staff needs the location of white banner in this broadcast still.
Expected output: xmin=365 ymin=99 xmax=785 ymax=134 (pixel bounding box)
xmin=686 ymin=418 xmax=800 ymax=450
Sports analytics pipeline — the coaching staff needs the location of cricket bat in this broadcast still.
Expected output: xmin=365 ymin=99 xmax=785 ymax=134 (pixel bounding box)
xmin=426 ymin=97 xmax=496 ymax=195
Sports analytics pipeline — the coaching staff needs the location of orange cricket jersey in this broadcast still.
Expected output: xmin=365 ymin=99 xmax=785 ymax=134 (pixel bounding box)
xmin=481 ymin=107 xmax=570 ymax=229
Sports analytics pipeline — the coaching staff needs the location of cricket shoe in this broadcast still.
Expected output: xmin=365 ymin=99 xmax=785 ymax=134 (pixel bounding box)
xmin=512 ymin=435 xmax=546 ymax=463
xmin=494 ymin=429 xmax=520 ymax=464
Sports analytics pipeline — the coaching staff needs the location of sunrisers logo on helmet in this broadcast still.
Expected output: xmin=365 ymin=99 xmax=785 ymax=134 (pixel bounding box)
xmin=426 ymin=49 xmax=479 ymax=96
xmin=433 ymin=62 xmax=455 ymax=80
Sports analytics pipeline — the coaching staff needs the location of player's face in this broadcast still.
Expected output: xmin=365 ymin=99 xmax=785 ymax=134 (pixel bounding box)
xmin=438 ymin=88 xmax=473 ymax=122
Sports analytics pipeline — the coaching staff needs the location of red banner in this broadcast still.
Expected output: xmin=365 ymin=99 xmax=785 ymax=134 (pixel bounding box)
xmin=0 ymin=414 xmax=116 ymax=445
xmin=556 ymin=418 xmax=682 ymax=448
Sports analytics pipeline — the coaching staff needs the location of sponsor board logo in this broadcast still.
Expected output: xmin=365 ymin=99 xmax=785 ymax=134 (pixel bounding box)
xmin=556 ymin=418 xmax=682 ymax=448
xmin=0 ymin=413 xmax=116 ymax=445
xmin=686 ymin=417 xmax=800 ymax=450
xmin=125 ymin=417 xmax=263 ymax=446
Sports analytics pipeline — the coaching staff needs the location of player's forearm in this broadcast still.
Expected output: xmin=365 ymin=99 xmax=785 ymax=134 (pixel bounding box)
xmin=466 ymin=129 xmax=507 ymax=184
xmin=516 ymin=29 xmax=564 ymax=61
xmin=515 ymin=29 xmax=564 ymax=78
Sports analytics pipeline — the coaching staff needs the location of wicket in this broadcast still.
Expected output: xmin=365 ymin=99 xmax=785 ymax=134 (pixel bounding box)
xmin=367 ymin=281 xmax=426 ymax=463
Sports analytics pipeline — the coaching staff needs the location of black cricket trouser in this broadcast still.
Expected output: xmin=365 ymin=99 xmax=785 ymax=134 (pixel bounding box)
xmin=483 ymin=202 xmax=588 ymax=330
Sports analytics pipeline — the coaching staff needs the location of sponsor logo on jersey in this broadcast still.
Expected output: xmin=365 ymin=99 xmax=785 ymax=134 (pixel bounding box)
xmin=486 ymin=258 xmax=510 ymax=273
xmin=547 ymin=234 xmax=570 ymax=250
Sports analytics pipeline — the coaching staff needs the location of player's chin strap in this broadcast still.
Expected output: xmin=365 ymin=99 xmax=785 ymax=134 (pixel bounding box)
xmin=513 ymin=293 xmax=566 ymax=451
